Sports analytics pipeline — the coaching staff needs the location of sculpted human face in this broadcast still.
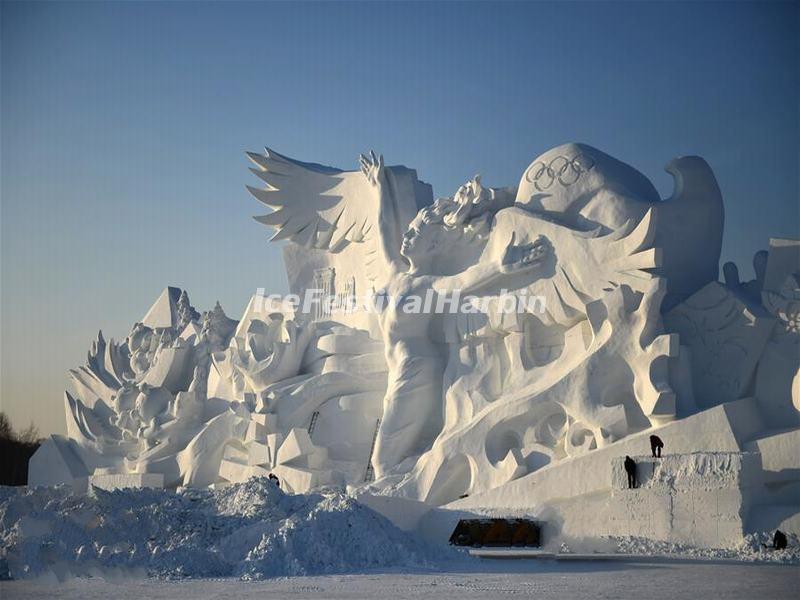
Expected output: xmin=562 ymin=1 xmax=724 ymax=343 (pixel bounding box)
xmin=400 ymin=221 xmax=436 ymax=260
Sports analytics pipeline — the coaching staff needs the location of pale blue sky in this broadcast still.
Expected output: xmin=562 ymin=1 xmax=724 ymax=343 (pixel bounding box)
xmin=2 ymin=1 xmax=798 ymax=435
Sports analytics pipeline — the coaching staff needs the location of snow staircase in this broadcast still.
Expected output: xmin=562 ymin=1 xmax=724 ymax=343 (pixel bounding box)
xmin=364 ymin=418 xmax=381 ymax=482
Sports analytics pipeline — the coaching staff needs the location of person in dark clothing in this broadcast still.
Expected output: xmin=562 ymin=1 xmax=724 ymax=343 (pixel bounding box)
xmin=624 ymin=455 xmax=637 ymax=489
xmin=762 ymin=530 xmax=788 ymax=550
xmin=774 ymin=530 xmax=788 ymax=550
xmin=649 ymin=435 xmax=664 ymax=458
xmin=268 ymin=473 xmax=280 ymax=488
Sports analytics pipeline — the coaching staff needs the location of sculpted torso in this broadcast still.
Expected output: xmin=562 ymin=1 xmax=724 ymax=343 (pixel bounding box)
xmin=376 ymin=274 xmax=438 ymax=356
xmin=359 ymin=152 xmax=546 ymax=478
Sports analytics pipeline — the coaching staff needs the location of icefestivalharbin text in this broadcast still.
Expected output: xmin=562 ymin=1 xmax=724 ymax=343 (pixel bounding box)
xmin=252 ymin=287 xmax=549 ymax=316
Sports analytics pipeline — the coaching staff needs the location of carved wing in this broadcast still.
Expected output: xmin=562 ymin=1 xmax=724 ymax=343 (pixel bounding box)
xmin=483 ymin=206 xmax=660 ymax=325
xmin=247 ymin=148 xmax=377 ymax=251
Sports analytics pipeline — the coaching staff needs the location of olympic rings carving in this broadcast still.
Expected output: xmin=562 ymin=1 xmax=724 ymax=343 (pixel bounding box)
xmin=525 ymin=153 xmax=596 ymax=191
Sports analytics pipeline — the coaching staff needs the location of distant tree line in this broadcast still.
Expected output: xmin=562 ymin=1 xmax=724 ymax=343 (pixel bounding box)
xmin=0 ymin=413 xmax=41 ymax=486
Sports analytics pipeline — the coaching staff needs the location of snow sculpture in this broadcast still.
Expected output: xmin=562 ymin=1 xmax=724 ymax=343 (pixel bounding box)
xmin=244 ymin=143 xmax=710 ymax=493
xmin=29 ymin=142 xmax=798 ymax=538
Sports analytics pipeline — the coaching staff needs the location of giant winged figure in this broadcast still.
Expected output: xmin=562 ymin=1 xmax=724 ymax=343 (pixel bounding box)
xmin=245 ymin=142 xmax=723 ymax=492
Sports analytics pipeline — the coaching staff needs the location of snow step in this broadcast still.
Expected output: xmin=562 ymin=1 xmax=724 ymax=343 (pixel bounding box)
xmin=308 ymin=411 xmax=320 ymax=438
xmin=364 ymin=418 xmax=381 ymax=482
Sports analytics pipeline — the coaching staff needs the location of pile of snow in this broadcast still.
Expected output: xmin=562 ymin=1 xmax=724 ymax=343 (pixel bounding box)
xmin=607 ymin=534 xmax=799 ymax=564
xmin=550 ymin=533 xmax=799 ymax=564
xmin=0 ymin=478 xmax=452 ymax=580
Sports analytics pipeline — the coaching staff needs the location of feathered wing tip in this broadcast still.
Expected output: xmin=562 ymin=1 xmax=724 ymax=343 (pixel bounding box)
xmin=247 ymin=147 xmax=295 ymax=173
xmin=605 ymin=208 xmax=661 ymax=288
xmin=246 ymin=147 xmax=376 ymax=251
xmin=248 ymin=147 xmax=317 ymax=246
xmin=245 ymin=147 xmax=298 ymax=210
xmin=510 ymin=207 xmax=663 ymax=326
xmin=610 ymin=208 xmax=658 ymax=255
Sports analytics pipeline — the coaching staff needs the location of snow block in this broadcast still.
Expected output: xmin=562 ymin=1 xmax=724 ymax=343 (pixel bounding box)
xmin=352 ymin=492 xmax=433 ymax=533
xmin=745 ymin=429 xmax=800 ymax=483
xmin=28 ymin=436 xmax=90 ymax=493
xmin=579 ymin=452 xmax=756 ymax=547
xmin=276 ymin=428 xmax=315 ymax=466
xmin=245 ymin=420 xmax=266 ymax=443
xmin=223 ymin=443 xmax=248 ymax=462
xmin=272 ymin=465 xmax=331 ymax=493
xmin=90 ymin=473 xmax=164 ymax=491
xmin=610 ymin=453 xmax=749 ymax=493
xmin=219 ymin=459 xmax=249 ymax=482
xmin=247 ymin=441 xmax=272 ymax=466
xmin=251 ymin=412 xmax=277 ymax=432
xmin=266 ymin=433 xmax=284 ymax=468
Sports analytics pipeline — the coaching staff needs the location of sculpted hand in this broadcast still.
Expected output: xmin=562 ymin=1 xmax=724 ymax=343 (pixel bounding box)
xmin=359 ymin=150 xmax=386 ymax=188
xmin=500 ymin=232 xmax=548 ymax=274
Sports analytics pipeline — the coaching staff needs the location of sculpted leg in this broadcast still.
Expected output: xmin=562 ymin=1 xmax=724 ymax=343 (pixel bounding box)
xmin=372 ymin=356 xmax=444 ymax=479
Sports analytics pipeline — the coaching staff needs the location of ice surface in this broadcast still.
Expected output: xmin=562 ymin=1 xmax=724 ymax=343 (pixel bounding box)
xmin=2 ymin=561 xmax=799 ymax=600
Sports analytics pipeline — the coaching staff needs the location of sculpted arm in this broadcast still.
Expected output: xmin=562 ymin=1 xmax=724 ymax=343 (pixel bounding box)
xmin=435 ymin=233 xmax=549 ymax=295
xmin=360 ymin=151 xmax=406 ymax=277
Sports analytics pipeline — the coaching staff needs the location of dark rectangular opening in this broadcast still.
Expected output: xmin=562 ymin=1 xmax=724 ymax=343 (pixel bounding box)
xmin=448 ymin=518 xmax=541 ymax=547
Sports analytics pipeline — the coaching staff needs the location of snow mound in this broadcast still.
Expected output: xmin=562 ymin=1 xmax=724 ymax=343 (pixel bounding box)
xmin=0 ymin=478 xmax=450 ymax=580
xmin=611 ymin=534 xmax=800 ymax=564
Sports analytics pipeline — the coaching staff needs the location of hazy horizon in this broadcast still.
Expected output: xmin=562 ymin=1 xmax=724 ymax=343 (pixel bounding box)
xmin=2 ymin=1 xmax=798 ymax=436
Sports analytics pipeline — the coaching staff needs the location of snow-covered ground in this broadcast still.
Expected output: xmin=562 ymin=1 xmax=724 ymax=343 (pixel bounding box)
xmin=2 ymin=561 xmax=799 ymax=600
xmin=0 ymin=479 xmax=447 ymax=580
xmin=2 ymin=479 xmax=798 ymax=598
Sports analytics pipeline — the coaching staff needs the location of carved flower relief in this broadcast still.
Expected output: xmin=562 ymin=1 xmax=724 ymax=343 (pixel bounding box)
xmin=785 ymin=309 xmax=800 ymax=334
xmin=664 ymin=289 xmax=762 ymax=402
xmin=762 ymin=274 xmax=800 ymax=336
